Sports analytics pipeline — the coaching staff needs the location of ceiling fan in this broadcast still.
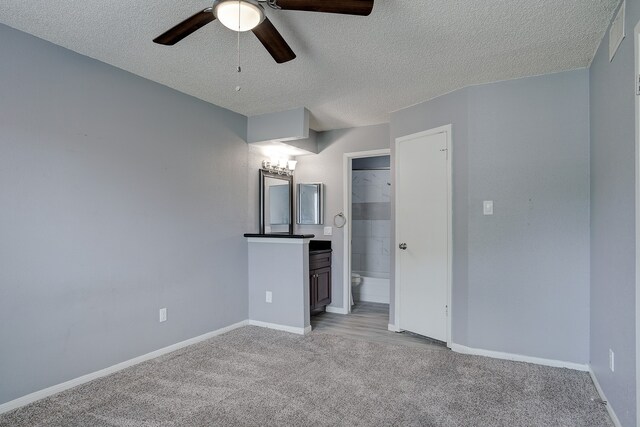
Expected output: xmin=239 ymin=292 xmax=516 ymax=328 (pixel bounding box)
xmin=153 ymin=0 xmax=374 ymax=64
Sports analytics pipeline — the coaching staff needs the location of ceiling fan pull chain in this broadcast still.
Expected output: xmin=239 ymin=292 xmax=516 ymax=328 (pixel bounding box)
xmin=235 ymin=1 xmax=242 ymax=92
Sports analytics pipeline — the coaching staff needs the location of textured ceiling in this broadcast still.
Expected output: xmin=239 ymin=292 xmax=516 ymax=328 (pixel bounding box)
xmin=0 ymin=1 xmax=618 ymax=131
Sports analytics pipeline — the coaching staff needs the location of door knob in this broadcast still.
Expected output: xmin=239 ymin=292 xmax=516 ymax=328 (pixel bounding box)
xmin=399 ymin=243 xmax=407 ymax=250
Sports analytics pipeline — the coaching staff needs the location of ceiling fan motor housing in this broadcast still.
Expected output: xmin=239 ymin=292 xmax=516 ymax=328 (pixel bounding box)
xmin=212 ymin=0 xmax=266 ymax=32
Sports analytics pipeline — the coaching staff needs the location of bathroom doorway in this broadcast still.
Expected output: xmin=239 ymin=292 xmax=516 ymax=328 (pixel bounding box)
xmin=340 ymin=149 xmax=390 ymax=318
xmin=311 ymin=149 xmax=395 ymax=340
xmin=349 ymin=155 xmax=392 ymax=308
xmin=318 ymin=149 xmax=393 ymax=338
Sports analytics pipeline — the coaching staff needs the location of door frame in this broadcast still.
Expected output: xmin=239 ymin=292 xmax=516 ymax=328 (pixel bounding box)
xmin=394 ymin=124 xmax=453 ymax=347
xmin=634 ymin=19 xmax=640 ymax=427
xmin=342 ymin=148 xmax=391 ymax=314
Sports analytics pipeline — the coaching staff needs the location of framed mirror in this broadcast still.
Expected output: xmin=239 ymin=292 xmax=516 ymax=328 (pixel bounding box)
xmin=259 ymin=169 xmax=293 ymax=234
xmin=297 ymin=183 xmax=324 ymax=225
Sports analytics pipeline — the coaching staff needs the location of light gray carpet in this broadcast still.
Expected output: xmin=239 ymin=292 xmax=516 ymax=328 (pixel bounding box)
xmin=0 ymin=326 xmax=612 ymax=426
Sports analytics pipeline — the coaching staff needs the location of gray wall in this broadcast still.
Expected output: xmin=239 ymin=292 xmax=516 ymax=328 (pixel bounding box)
xmin=0 ymin=24 xmax=250 ymax=405
xmin=465 ymin=70 xmax=590 ymax=362
xmin=390 ymin=69 xmax=591 ymax=364
xmin=294 ymin=124 xmax=390 ymax=309
xmin=589 ymin=1 xmax=639 ymax=425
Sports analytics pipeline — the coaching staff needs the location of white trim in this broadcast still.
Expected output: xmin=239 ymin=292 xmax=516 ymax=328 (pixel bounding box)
xmin=0 ymin=320 xmax=249 ymax=415
xmin=635 ymin=20 xmax=640 ymax=427
xmin=450 ymin=343 xmax=588 ymax=372
xmin=589 ymin=366 xmax=623 ymax=427
xmin=388 ymin=324 xmax=400 ymax=332
xmin=342 ymin=148 xmax=391 ymax=316
xmin=325 ymin=306 xmax=348 ymax=314
xmin=394 ymin=125 xmax=453 ymax=348
xmin=246 ymin=237 xmax=310 ymax=245
xmin=247 ymin=319 xmax=310 ymax=335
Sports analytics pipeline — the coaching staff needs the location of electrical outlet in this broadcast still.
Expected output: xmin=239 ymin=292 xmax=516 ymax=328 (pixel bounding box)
xmin=324 ymin=226 xmax=333 ymax=236
xmin=609 ymin=349 xmax=615 ymax=372
xmin=266 ymin=291 xmax=272 ymax=303
xmin=159 ymin=307 xmax=167 ymax=323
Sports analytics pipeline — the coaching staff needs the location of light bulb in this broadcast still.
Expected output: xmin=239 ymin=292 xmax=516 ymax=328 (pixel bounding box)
xmin=214 ymin=0 xmax=263 ymax=32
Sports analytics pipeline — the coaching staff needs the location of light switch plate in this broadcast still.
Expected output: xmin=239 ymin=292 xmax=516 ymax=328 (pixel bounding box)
xmin=266 ymin=291 xmax=272 ymax=303
xmin=483 ymin=200 xmax=493 ymax=215
xmin=324 ymin=226 xmax=333 ymax=236
xmin=159 ymin=308 xmax=167 ymax=322
xmin=609 ymin=349 xmax=615 ymax=372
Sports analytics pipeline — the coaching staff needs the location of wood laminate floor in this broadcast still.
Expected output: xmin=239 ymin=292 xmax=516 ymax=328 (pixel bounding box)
xmin=311 ymin=301 xmax=447 ymax=350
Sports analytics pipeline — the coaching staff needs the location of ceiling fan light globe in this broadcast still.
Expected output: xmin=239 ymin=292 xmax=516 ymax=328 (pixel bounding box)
xmin=214 ymin=0 xmax=264 ymax=32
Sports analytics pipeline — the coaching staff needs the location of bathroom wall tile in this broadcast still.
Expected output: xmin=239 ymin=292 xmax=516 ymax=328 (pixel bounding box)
xmin=352 ymin=184 xmax=380 ymax=203
xmin=351 ymin=171 xmax=392 ymax=276
xmin=365 ymin=238 xmax=383 ymax=255
xmin=371 ymin=220 xmax=391 ymax=238
xmin=363 ymin=253 xmax=390 ymax=274
xmin=382 ymin=254 xmax=390 ymax=274
xmin=352 ymin=184 xmax=366 ymax=203
xmin=352 ymin=170 xmax=391 ymax=204
xmin=352 ymin=220 xmax=371 ymax=237
xmin=351 ymin=254 xmax=362 ymax=271
xmin=351 ymin=203 xmax=363 ymax=220
xmin=352 ymin=203 xmax=390 ymax=220
xmin=351 ymin=236 xmax=366 ymax=255
xmin=351 ymin=172 xmax=366 ymax=186
xmin=381 ymin=238 xmax=391 ymax=256
xmin=381 ymin=182 xmax=391 ymax=202
xmin=365 ymin=202 xmax=390 ymax=220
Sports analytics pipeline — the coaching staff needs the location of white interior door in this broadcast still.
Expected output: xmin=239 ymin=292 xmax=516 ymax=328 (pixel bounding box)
xmin=396 ymin=129 xmax=450 ymax=342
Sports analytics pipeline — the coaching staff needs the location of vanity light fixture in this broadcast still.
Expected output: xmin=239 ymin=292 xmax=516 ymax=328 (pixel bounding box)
xmin=213 ymin=0 xmax=265 ymax=32
xmin=262 ymin=158 xmax=296 ymax=176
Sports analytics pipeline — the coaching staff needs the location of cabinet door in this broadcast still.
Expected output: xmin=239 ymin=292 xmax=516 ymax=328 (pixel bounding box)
xmin=315 ymin=266 xmax=331 ymax=307
xmin=309 ymin=273 xmax=317 ymax=309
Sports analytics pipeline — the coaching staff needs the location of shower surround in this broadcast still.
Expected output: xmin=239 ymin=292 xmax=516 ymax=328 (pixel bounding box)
xmin=351 ymin=168 xmax=390 ymax=303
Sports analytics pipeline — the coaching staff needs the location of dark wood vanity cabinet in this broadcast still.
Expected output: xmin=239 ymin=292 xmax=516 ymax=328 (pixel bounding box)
xmin=310 ymin=248 xmax=332 ymax=313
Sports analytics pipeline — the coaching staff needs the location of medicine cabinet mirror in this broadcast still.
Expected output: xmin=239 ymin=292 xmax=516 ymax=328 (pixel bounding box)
xmin=297 ymin=183 xmax=324 ymax=225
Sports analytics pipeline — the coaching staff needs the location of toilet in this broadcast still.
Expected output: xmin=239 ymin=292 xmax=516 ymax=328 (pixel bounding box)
xmin=350 ymin=273 xmax=362 ymax=306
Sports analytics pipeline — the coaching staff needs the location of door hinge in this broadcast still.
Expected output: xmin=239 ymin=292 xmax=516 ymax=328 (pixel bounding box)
xmin=637 ymin=74 xmax=640 ymax=96
xmin=445 ymin=305 xmax=449 ymax=316
xmin=439 ymin=148 xmax=448 ymax=160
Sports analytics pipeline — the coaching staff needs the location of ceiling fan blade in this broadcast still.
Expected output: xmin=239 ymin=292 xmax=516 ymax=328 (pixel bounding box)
xmin=273 ymin=0 xmax=373 ymax=16
xmin=252 ymin=17 xmax=296 ymax=64
xmin=153 ymin=9 xmax=215 ymax=46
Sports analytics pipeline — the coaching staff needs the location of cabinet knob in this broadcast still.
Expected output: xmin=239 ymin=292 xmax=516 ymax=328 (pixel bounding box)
xmin=399 ymin=243 xmax=407 ymax=250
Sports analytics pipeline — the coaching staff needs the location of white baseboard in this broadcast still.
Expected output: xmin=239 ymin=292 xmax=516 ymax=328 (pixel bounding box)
xmin=247 ymin=320 xmax=310 ymax=335
xmin=388 ymin=324 xmax=401 ymax=332
xmin=325 ymin=305 xmax=348 ymax=314
xmin=588 ymin=366 xmax=623 ymax=427
xmin=450 ymin=343 xmax=589 ymax=371
xmin=0 ymin=320 xmax=249 ymax=415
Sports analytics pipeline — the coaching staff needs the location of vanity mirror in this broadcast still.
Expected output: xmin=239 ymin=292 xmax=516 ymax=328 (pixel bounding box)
xmin=297 ymin=183 xmax=324 ymax=225
xmin=259 ymin=169 xmax=293 ymax=234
